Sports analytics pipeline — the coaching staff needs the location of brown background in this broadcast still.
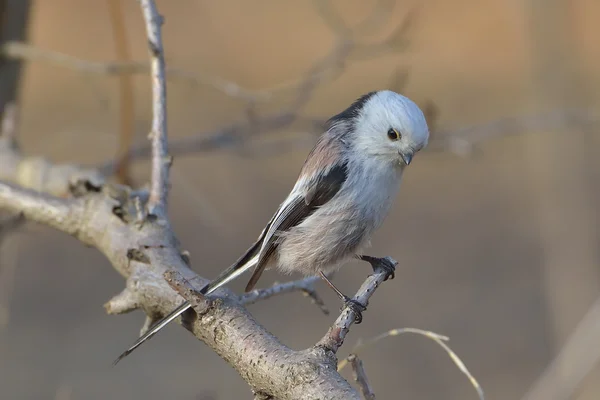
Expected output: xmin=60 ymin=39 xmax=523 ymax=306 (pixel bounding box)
xmin=1 ymin=0 xmax=600 ymax=399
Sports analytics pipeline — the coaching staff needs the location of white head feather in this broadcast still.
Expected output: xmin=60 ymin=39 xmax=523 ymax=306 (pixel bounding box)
xmin=350 ymin=90 xmax=429 ymax=165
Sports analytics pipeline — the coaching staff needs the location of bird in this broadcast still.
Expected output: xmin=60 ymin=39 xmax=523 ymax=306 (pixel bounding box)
xmin=113 ymin=90 xmax=430 ymax=365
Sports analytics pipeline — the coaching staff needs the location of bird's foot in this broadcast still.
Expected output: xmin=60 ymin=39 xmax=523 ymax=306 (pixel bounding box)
xmin=358 ymin=255 xmax=397 ymax=281
xmin=342 ymin=296 xmax=366 ymax=324
xmin=318 ymin=271 xmax=367 ymax=323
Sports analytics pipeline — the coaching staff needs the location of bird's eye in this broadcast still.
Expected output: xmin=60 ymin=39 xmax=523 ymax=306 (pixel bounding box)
xmin=387 ymin=128 xmax=401 ymax=141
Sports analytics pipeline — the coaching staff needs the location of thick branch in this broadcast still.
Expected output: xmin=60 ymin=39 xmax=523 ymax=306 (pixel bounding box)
xmin=0 ymin=137 xmax=363 ymax=399
xmin=166 ymin=271 xmax=359 ymax=399
xmin=0 ymin=148 xmax=104 ymax=197
xmin=139 ymin=0 xmax=169 ymax=216
xmin=0 ymin=181 xmax=84 ymax=235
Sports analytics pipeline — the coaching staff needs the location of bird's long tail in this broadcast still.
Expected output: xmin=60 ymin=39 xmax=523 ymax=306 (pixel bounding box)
xmin=112 ymin=254 xmax=259 ymax=365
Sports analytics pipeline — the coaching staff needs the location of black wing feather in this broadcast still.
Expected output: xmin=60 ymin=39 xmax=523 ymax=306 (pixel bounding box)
xmin=244 ymin=162 xmax=348 ymax=291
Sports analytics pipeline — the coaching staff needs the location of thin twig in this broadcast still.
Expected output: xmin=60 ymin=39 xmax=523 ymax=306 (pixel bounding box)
xmin=1 ymin=41 xmax=267 ymax=102
xmin=96 ymin=112 xmax=318 ymax=175
xmin=139 ymin=0 xmax=170 ymax=217
xmin=338 ymin=328 xmax=485 ymax=400
xmin=0 ymin=2 xmax=414 ymax=108
xmin=428 ymin=108 xmax=600 ymax=156
xmin=316 ymin=257 xmax=398 ymax=353
xmin=240 ymin=276 xmax=329 ymax=315
xmin=347 ymin=354 xmax=376 ymax=400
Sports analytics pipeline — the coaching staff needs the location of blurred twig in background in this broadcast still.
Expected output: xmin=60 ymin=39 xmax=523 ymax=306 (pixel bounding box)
xmin=1 ymin=0 xmax=423 ymax=182
xmin=0 ymin=1 xmax=410 ymax=105
xmin=338 ymin=328 xmax=485 ymax=400
xmin=0 ymin=41 xmax=267 ymax=101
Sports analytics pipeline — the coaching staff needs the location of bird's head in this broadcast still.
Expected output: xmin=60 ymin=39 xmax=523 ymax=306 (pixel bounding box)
xmin=329 ymin=90 xmax=430 ymax=167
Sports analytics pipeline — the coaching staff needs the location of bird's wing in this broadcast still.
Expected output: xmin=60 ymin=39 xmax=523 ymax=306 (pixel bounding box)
xmin=244 ymin=160 xmax=349 ymax=291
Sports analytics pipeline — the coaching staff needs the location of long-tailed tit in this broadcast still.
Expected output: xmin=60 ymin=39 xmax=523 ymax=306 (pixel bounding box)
xmin=114 ymin=90 xmax=430 ymax=364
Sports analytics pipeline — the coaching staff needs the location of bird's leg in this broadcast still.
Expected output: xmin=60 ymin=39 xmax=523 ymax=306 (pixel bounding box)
xmin=357 ymin=255 xmax=396 ymax=281
xmin=319 ymin=271 xmax=366 ymax=324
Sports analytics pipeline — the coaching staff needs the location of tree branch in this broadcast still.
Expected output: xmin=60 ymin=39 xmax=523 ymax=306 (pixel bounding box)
xmin=0 ymin=168 xmax=389 ymax=400
xmin=0 ymin=181 xmax=83 ymax=235
xmin=0 ymin=1 xmax=413 ymax=396
xmin=317 ymin=257 xmax=398 ymax=353
xmin=139 ymin=0 xmax=170 ymax=217
xmin=240 ymin=276 xmax=329 ymax=315
xmin=0 ymin=136 xmax=400 ymax=398
xmin=165 ymin=270 xmax=360 ymax=399
xmin=0 ymin=41 xmax=269 ymax=102
xmin=347 ymin=354 xmax=376 ymax=400
xmin=3 ymin=1 xmax=587 ymax=397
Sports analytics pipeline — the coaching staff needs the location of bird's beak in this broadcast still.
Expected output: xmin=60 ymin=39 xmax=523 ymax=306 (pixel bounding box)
xmin=400 ymin=150 xmax=413 ymax=166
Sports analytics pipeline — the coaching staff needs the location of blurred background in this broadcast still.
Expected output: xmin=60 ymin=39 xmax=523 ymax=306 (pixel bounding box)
xmin=0 ymin=0 xmax=599 ymax=399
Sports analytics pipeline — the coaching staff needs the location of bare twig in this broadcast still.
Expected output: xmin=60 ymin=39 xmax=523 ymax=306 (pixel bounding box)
xmin=107 ymin=0 xmax=135 ymax=185
xmin=317 ymin=257 xmax=398 ymax=353
xmin=95 ymin=106 xmax=600 ymax=176
xmin=347 ymin=354 xmax=376 ymax=400
xmin=337 ymin=328 xmax=485 ymax=400
xmin=96 ymin=112 xmax=318 ymax=175
xmin=1 ymin=41 xmax=268 ymax=102
xmin=240 ymin=276 xmax=329 ymax=315
xmin=139 ymin=0 xmax=170 ymax=217
xmin=428 ymin=108 xmax=600 ymax=157
xmin=352 ymin=0 xmax=397 ymax=36
xmin=1 ymin=0 xmax=414 ymax=110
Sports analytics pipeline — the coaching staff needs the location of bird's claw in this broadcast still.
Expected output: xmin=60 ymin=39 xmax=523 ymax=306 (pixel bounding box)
xmin=359 ymin=255 xmax=397 ymax=281
xmin=378 ymin=258 xmax=396 ymax=281
xmin=342 ymin=296 xmax=366 ymax=324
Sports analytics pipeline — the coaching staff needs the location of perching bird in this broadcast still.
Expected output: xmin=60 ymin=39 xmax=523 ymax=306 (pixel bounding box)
xmin=114 ymin=90 xmax=430 ymax=364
